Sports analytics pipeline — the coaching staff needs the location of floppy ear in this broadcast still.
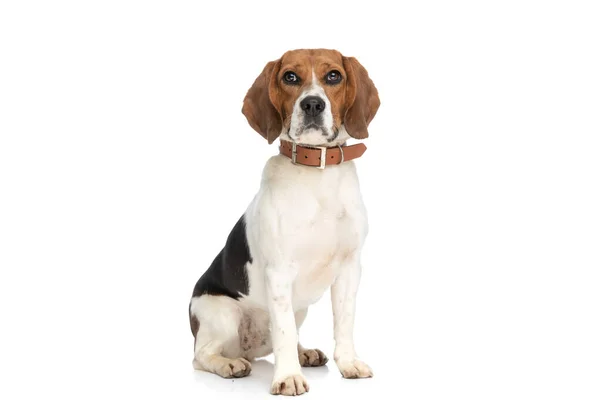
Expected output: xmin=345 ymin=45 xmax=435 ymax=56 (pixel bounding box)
xmin=241 ymin=59 xmax=283 ymax=144
xmin=342 ymin=56 xmax=380 ymax=139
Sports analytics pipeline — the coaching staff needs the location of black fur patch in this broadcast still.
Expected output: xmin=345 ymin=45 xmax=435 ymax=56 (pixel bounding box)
xmin=191 ymin=215 xmax=251 ymax=299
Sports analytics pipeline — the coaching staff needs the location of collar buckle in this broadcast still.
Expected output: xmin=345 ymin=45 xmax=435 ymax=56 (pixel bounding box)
xmin=291 ymin=143 xmax=327 ymax=169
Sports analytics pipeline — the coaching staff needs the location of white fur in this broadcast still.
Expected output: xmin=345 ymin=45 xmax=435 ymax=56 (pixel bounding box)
xmin=191 ymin=74 xmax=372 ymax=395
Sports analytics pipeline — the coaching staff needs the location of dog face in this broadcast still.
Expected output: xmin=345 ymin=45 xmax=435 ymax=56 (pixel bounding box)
xmin=242 ymin=49 xmax=380 ymax=146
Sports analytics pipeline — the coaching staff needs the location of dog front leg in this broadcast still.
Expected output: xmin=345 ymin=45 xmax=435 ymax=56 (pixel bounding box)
xmin=265 ymin=267 xmax=309 ymax=396
xmin=331 ymin=253 xmax=373 ymax=379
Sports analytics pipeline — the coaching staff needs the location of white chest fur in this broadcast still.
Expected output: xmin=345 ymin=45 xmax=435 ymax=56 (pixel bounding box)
xmin=242 ymin=154 xmax=368 ymax=311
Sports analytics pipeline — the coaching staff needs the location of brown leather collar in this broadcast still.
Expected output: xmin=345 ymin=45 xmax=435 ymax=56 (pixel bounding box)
xmin=279 ymin=140 xmax=367 ymax=169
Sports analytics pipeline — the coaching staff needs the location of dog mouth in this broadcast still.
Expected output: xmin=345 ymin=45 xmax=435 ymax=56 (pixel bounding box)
xmin=303 ymin=123 xmax=323 ymax=131
xmin=293 ymin=124 xmax=329 ymax=139
xmin=287 ymin=124 xmax=339 ymax=145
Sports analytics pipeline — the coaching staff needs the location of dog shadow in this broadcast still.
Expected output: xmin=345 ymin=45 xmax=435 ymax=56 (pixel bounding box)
xmin=192 ymin=358 xmax=331 ymax=393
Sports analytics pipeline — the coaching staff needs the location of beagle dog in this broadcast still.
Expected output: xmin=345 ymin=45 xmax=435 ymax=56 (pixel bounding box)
xmin=189 ymin=48 xmax=380 ymax=396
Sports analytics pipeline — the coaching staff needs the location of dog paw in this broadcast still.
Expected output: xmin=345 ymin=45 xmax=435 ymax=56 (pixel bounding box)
xmin=216 ymin=357 xmax=252 ymax=378
xmin=270 ymin=374 xmax=309 ymax=396
xmin=298 ymin=348 xmax=328 ymax=367
xmin=337 ymin=359 xmax=373 ymax=379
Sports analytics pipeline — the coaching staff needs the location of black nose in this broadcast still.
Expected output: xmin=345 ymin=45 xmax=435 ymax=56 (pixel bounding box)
xmin=300 ymin=96 xmax=325 ymax=117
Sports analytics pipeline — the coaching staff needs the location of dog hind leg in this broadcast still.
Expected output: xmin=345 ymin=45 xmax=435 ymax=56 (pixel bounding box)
xmin=189 ymin=295 xmax=251 ymax=378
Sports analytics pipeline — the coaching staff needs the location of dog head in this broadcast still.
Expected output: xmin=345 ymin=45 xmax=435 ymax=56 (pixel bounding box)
xmin=242 ymin=49 xmax=380 ymax=146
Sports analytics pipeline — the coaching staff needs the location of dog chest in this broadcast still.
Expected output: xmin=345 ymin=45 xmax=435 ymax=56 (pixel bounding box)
xmin=289 ymin=204 xmax=362 ymax=308
xmin=244 ymin=156 xmax=367 ymax=309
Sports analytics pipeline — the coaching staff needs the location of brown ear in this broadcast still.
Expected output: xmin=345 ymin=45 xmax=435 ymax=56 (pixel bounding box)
xmin=241 ymin=60 xmax=283 ymax=144
xmin=342 ymin=56 xmax=380 ymax=139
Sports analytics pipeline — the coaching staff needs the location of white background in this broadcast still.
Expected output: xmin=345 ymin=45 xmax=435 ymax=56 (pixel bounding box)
xmin=1 ymin=1 xmax=599 ymax=399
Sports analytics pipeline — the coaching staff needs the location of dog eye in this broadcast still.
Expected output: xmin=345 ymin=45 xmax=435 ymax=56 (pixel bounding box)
xmin=283 ymin=71 xmax=300 ymax=84
xmin=325 ymin=70 xmax=342 ymax=84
